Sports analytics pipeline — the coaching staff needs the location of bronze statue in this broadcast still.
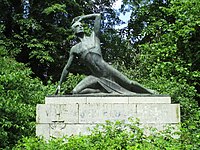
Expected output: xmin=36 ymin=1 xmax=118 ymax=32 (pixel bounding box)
xmin=56 ymin=14 xmax=154 ymax=95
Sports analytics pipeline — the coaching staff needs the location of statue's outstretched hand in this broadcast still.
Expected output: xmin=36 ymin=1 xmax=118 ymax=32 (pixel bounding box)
xmin=55 ymin=85 xmax=61 ymax=95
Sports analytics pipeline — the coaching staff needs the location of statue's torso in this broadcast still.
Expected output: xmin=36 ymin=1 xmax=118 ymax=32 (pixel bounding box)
xmin=71 ymin=32 xmax=106 ymax=77
xmin=71 ymin=32 xmax=102 ymax=59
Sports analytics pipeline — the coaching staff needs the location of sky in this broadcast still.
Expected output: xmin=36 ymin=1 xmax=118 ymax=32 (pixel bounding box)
xmin=112 ymin=0 xmax=132 ymax=29
xmin=113 ymin=0 xmax=123 ymax=9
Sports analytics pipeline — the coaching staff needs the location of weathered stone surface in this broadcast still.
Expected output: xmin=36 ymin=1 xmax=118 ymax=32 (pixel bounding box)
xmin=128 ymin=96 xmax=171 ymax=103
xmin=36 ymin=95 xmax=180 ymax=139
xmin=87 ymin=96 xmax=129 ymax=104
xmin=45 ymin=96 xmax=87 ymax=104
xmin=36 ymin=104 xmax=79 ymax=123
xmin=136 ymin=104 xmax=180 ymax=123
xmin=36 ymin=124 xmax=50 ymax=139
xmin=79 ymin=103 xmax=136 ymax=123
xmin=50 ymin=124 xmax=96 ymax=138
xmin=36 ymin=123 xmax=179 ymax=139
xmin=45 ymin=95 xmax=171 ymax=104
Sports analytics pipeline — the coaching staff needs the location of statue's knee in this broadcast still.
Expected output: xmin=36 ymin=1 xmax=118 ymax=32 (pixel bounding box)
xmin=72 ymin=88 xmax=78 ymax=94
xmin=87 ymin=75 xmax=99 ymax=83
xmin=88 ymin=75 xmax=96 ymax=80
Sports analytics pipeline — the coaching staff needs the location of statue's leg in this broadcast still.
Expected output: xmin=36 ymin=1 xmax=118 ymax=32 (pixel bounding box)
xmin=72 ymin=75 xmax=100 ymax=94
xmin=79 ymin=88 xmax=101 ymax=94
xmin=103 ymin=62 xmax=153 ymax=94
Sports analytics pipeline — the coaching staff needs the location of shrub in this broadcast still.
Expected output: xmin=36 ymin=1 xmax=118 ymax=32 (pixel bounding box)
xmin=13 ymin=120 xmax=193 ymax=150
xmin=0 ymin=56 xmax=53 ymax=148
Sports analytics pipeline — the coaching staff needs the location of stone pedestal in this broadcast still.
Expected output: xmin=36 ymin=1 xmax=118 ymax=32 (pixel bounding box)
xmin=36 ymin=95 xmax=180 ymax=139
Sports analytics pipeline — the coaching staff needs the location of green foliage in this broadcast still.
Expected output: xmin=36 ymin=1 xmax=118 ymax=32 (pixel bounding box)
xmin=0 ymin=55 xmax=54 ymax=148
xmin=0 ymin=51 xmax=84 ymax=148
xmin=0 ymin=0 xmax=123 ymax=83
xmin=42 ymin=4 xmax=67 ymax=15
xmin=121 ymin=0 xmax=200 ymax=84
xmin=127 ymin=0 xmax=199 ymax=85
xmin=120 ymin=0 xmax=200 ymax=112
xmin=13 ymin=120 xmax=200 ymax=150
xmin=118 ymin=1 xmax=200 ymax=149
xmin=0 ymin=0 xmax=200 ymax=149
xmin=101 ymin=30 xmax=137 ymax=68
xmin=61 ymin=73 xmax=85 ymax=94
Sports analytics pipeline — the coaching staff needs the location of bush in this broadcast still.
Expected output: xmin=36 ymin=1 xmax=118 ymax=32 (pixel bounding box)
xmin=0 ymin=56 xmax=54 ymax=149
xmin=13 ymin=119 xmax=200 ymax=150
xmin=61 ymin=73 xmax=85 ymax=94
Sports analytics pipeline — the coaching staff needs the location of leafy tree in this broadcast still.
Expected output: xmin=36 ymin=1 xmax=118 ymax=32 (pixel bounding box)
xmin=120 ymin=0 xmax=200 ymax=103
xmin=0 ymin=56 xmax=44 ymax=148
xmin=0 ymin=30 xmax=54 ymax=147
xmin=1 ymin=0 xmax=127 ymax=84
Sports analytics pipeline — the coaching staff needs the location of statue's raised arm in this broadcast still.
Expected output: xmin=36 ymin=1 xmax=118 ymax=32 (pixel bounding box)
xmin=72 ymin=14 xmax=101 ymax=36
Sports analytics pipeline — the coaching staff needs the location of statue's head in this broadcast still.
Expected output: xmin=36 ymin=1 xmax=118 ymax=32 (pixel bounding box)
xmin=71 ymin=21 xmax=84 ymax=35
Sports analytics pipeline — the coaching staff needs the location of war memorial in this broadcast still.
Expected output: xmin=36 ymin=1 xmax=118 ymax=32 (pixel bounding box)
xmin=36 ymin=14 xmax=180 ymax=139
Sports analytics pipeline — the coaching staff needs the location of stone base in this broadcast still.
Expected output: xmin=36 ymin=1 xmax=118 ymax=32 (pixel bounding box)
xmin=36 ymin=95 xmax=180 ymax=139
